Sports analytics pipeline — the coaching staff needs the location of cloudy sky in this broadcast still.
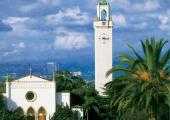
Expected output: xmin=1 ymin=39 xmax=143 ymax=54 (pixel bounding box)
xmin=0 ymin=0 xmax=170 ymax=63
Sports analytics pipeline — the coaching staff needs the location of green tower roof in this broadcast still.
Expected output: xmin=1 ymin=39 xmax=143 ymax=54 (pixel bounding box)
xmin=100 ymin=0 xmax=107 ymax=5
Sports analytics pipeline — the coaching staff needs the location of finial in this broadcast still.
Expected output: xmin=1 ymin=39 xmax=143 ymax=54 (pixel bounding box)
xmin=29 ymin=67 xmax=32 ymax=78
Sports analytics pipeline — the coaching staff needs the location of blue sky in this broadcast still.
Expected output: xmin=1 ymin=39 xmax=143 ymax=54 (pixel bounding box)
xmin=0 ymin=0 xmax=170 ymax=63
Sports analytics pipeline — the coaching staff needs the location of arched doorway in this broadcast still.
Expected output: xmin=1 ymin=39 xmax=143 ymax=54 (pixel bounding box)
xmin=27 ymin=107 xmax=35 ymax=120
xmin=38 ymin=107 xmax=47 ymax=120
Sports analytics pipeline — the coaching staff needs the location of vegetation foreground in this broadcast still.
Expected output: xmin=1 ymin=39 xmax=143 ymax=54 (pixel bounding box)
xmin=0 ymin=37 xmax=170 ymax=120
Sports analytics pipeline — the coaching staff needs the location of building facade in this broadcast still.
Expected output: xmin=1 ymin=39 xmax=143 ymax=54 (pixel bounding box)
xmin=5 ymin=76 xmax=56 ymax=120
xmin=4 ymin=75 xmax=71 ymax=120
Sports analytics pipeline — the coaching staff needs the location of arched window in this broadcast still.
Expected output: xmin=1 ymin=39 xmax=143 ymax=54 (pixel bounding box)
xmin=101 ymin=10 xmax=107 ymax=21
xmin=38 ymin=107 xmax=47 ymax=120
xmin=27 ymin=107 xmax=35 ymax=120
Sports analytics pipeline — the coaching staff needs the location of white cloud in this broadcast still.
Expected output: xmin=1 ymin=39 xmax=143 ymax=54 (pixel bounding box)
xmin=159 ymin=16 xmax=168 ymax=25
xmin=46 ymin=7 xmax=91 ymax=25
xmin=2 ymin=42 xmax=26 ymax=57
xmin=146 ymin=10 xmax=170 ymax=31
xmin=20 ymin=0 xmax=59 ymax=13
xmin=54 ymin=32 xmax=89 ymax=49
xmin=2 ymin=49 xmax=18 ymax=57
xmin=159 ymin=24 xmax=170 ymax=30
xmin=158 ymin=15 xmax=170 ymax=30
xmin=112 ymin=14 xmax=127 ymax=27
xmin=20 ymin=3 xmax=39 ymax=13
xmin=134 ymin=22 xmax=148 ymax=29
xmin=110 ymin=0 xmax=130 ymax=8
xmin=112 ymin=14 xmax=149 ymax=30
xmin=111 ymin=0 xmax=160 ymax=12
xmin=132 ymin=1 xmax=160 ymax=12
xmin=2 ymin=17 xmax=29 ymax=25
xmin=2 ymin=16 xmax=43 ymax=37
xmin=3 ymin=17 xmax=30 ymax=32
xmin=12 ymin=42 xmax=25 ymax=49
xmin=40 ymin=0 xmax=59 ymax=6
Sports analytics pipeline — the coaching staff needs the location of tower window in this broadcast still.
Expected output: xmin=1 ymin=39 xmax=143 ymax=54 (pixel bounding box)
xmin=101 ymin=10 xmax=107 ymax=21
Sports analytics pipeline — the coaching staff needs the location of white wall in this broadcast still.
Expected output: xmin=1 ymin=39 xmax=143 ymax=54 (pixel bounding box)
xmin=56 ymin=92 xmax=70 ymax=107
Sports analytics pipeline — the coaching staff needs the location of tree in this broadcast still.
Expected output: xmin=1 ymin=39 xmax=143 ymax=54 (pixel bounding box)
xmin=0 ymin=82 xmax=6 ymax=93
xmin=96 ymin=96 xmax=116 ymax=120
xmin=72 ymin=84 xmax=97 ymax=98
xmin=82 ymin=96 xmax=99 ymax=120
xmin=0 ymin=94 xmax=5 ymax=110
xmin=0 ymin=109 xmax=26 ymax=120
xmin=73 ymin=84 xmax=102 ymax=120
xmin=50 ymin=105 xmax=78 ymax=120
xmin=0 ymin=93 xmax=26 ymax=120
xmin=106 ymin=38 xmax=170 ymax=119
xmin=55 ymin=71 xmax=73 ymax=91
xmin=55 ymin=71 xmax=85 ymax=92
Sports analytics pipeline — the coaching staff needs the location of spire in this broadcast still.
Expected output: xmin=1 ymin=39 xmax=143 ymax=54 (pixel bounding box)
xmin=100 ymin=0 xmax=107 ymax=5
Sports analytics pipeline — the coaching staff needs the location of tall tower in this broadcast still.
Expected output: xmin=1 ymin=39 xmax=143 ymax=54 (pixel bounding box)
xmin=93 ymin=0 xmax=113 ymax=95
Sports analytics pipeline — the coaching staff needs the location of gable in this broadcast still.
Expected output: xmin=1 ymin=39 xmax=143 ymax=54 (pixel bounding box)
xmin=12 ymin=76 xmax=50 ymax=82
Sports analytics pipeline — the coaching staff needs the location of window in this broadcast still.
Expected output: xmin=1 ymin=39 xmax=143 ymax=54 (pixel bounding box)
xmin=38 ymin=107 xmax=47 ymax=120
xmin=27 ymin=107 xmax=35 ymax=120
xmin=101 ymin=10 xmax=107 ymax=21
xmin=25 ymin=91 xmax=37 ymax=102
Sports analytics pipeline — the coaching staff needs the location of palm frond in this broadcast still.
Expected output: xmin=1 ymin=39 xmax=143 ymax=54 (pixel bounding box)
xmin=106 ymin=66 xmax=135 ymax=77
xmin=128 ymin=44 xmax=144 ymax=62
xmin=160 ymin=49 xmax=170 ymax=67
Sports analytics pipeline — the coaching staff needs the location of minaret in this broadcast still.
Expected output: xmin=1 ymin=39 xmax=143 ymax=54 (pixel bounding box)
xmin=93 ymin=0 xmax=113 ymax=95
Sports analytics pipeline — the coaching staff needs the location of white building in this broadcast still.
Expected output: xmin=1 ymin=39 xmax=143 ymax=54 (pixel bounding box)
xmin=72 ymin=71 xmax=82 ymax=76
xmin=4 ymin=75 xmax=71 ymax=120
xmin=94 ymin=0 xmax=113 ymax=95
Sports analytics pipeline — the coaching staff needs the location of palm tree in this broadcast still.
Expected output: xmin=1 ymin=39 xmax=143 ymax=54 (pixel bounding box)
xmin=106 ymin=37 xmax=170 ymax=119
xmin=82 ymin=96 xmax=99 ymax=120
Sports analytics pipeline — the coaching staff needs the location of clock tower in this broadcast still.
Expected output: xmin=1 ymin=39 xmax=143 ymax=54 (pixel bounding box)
xmin=93 ymin=0 xmax=113 ymax=95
